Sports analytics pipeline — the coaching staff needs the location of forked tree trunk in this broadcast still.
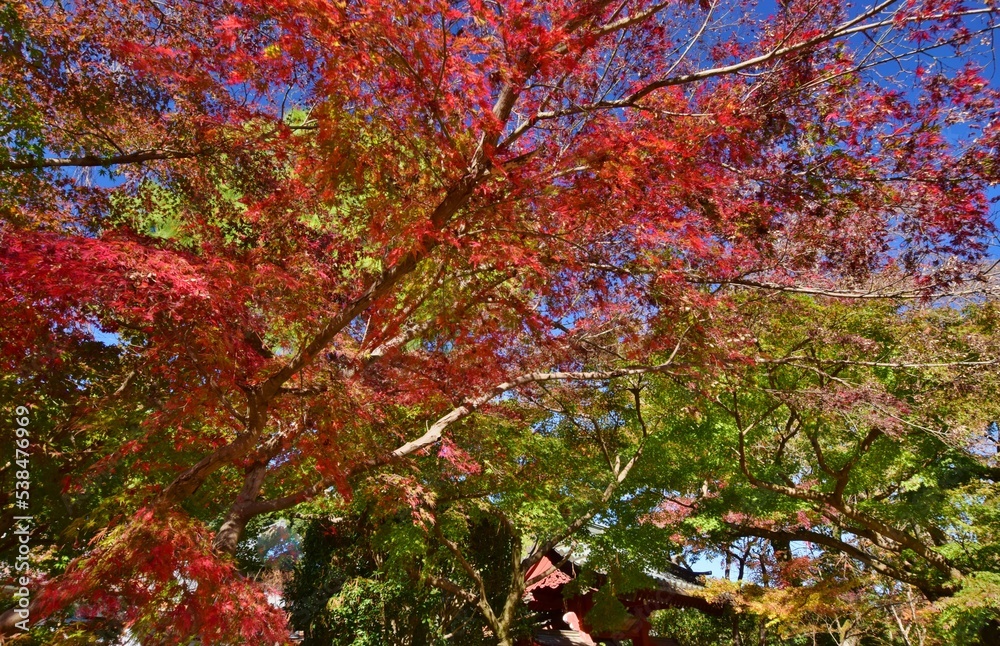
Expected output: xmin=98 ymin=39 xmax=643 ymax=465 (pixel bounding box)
xmin=213 ymin=462 xmax=267 ymax=554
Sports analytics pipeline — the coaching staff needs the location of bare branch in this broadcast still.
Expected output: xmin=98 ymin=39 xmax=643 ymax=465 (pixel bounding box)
xmin=1 ymin=149 xmax=204 ymax=171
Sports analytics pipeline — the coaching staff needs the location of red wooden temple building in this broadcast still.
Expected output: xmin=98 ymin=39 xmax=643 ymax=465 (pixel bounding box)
xmin=520 ymin=535 xmax=720 ymax=646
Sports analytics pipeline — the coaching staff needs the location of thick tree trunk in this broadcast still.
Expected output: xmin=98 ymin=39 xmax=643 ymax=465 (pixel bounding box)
xmin=212 ymin=462 xmax=268 ymax=554
xmin=494 ymin=613 xmax=517 ymax=646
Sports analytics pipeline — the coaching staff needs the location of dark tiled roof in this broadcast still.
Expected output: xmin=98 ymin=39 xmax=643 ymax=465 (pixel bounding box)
xmin=532 ymin=630 xmax=596 ymax=645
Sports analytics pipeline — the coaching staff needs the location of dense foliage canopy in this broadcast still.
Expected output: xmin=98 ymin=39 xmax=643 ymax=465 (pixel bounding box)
xmin=1 ymin=0 xmax=999 ymax=643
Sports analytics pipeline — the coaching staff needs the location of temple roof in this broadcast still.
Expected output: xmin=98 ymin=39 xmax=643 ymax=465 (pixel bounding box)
xmin=531 ymin=630 xmax=597 ymax=645
xmin=548 ymin=525 xmax=706 ymax=597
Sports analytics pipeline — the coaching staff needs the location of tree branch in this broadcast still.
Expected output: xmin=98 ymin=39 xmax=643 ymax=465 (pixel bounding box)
xmin=1 ymin=149 xmax=203 ymax=171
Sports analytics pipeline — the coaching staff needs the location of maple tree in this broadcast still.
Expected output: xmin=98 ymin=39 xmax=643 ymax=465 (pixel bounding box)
xmin=633 ymin=296 xmax=1000 ymax=644
xmin=2 ymin=0 xmax=999 ymax=642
